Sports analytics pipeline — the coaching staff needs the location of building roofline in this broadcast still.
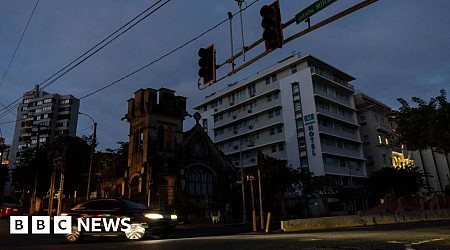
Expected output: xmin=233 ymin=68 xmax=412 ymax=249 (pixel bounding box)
xmin=195 ymin=54 xmax=355 ymax=109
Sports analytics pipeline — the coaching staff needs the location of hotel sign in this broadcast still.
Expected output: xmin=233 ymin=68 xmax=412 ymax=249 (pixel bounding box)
xmin=304 ymin=114 xmax=317 ymax=156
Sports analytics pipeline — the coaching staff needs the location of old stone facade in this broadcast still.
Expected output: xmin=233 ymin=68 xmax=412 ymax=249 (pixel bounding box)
xmin=124 ymin=88 xmax=235 ymax=215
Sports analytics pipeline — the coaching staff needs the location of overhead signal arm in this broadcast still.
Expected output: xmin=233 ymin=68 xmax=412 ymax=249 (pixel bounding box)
xmin=201 ymin=0 xmax=378 ymax=89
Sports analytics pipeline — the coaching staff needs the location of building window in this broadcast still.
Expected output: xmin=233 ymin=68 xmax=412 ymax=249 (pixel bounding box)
xmin=59 ymin=99 xmax=70 ymax=105
xmin=362 ymin=135 xmax=370 ymax=145
xmin=157 ymin=126 xmax=165 ymax=150
xmin=291 ymin=65 xmax=297 ymax=74
xmin=277 ymin=125 xmax=283 ymax=133
xmin=269 ymin=127 xmax=275 ymax=135
xmin=279 ymin=142 xmax=285 ymax=151
xmin=202 ymin=119 xmax=208 ymax=130
xmin=275 ymin=108 xmax=281 ymax=116
xmin=134 ymin=129 xmax=144 ymax=151
xmin=267 ymin=94 xmax=272 ymax=102
xmin=187 ymin=166 xmax=213 ymax=196
xmin=378 ymin=135 xmax=383 ymax=144
xmin=271 ymin=74 xmax=277 ymax=82
xmin=268 ymin=110 xmax=274 ymax=119
xmin=265 ymin=77 xmax=271 ymax=85
xmin=294 ymin=100 xmax=302 ymax=112
xmin=271 ymin=144 xmax=277 ymax=153
xmin=292 ymin=82 xmax=300 ymax=95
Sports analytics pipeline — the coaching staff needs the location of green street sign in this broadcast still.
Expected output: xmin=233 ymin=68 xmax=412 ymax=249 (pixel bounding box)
xmin=295 ymin=0 xmax=338 ymax=24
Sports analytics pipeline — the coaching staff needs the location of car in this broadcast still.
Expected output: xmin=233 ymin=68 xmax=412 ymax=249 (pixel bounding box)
xmin=0 ymin=203 xmax=24 ymax=218
xmin=62 ymin=198 xmax=177 ymax=243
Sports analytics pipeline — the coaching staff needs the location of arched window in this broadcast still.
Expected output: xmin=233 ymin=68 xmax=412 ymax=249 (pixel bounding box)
xmin=166 ymin=127 xmax=173 ymax=150
xmin=186 ymin=166 xmax=213 ymax=196
xmin=157 ymin=125 xmax=165 ymax=150
xmin=130 ymin=176 xmax=140 ymax=199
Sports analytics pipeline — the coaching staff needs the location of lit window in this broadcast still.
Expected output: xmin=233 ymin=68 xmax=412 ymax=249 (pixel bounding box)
xmin=378 ymin=135 xmax=382 ymax=144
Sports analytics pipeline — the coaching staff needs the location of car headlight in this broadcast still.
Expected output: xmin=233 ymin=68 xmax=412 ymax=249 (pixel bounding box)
xmin=145 ymin=213 xmax=164 ymax=219
xmin=171 ymin=214 xmax=177 ymax=220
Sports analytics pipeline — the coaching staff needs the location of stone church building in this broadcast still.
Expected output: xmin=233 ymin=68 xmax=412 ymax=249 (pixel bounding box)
xmin=123 ymin=88 xmax=235 ymax=216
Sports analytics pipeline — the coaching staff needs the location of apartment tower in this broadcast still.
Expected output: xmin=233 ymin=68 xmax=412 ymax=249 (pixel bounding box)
xmin=195 ymin=54 xmax=367 ymax=186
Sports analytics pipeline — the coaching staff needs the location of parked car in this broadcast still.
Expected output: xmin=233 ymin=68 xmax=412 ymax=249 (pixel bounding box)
xmin=62 ymin=198 xmax=177 ymax=243
xmin=0 ymin=203 xmax=24 ymax=218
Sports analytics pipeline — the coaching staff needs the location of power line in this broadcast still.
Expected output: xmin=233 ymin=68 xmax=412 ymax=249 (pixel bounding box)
xmin=1 ymin=0 xmax=261 ymax=124
xmin=0 ymin=0 xmax=40 ymax=120
xmin=80 ymin=0 xmax=261 ymax=100
xmin=0 ymin=0 xmax=171 ymax=120
xmin=0 ymin=0 xmax=39 ymax=90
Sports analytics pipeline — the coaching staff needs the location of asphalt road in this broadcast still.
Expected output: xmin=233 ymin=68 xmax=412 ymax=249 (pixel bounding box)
xmin=1 ymin=218 xmax=450 ymax=250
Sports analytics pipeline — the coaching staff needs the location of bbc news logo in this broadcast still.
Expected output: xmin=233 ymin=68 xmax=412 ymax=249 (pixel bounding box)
xmin=10 ymin=216 xmax=131 ymax=234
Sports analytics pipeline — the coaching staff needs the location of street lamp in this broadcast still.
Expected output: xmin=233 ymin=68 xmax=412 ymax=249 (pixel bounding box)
xmin=79 ymin=112 xmax=97 ymax=200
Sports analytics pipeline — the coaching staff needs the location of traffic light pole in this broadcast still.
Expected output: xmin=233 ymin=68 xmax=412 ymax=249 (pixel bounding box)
xmin=213 ymin=0 xmax=378 ymax=85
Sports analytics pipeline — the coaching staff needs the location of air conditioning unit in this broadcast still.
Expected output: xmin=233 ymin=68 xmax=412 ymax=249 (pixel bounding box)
xmin=214 ymin=108 xmax=218 ymax=112
xmin=250 ymin=158 xmax=256 ymax=163
xmin=249 ymin=93 xmax=255 ymax=97
xmin=232 ymin=115 xmax=237 ymax=119
xmin=233 ymin=145 xmax=239 ymax=150
xmin=233 ymin=130 xmax=238 ymax=134
xmin=248 ymin=109 xmax=252 ymax=114
xmin=230 ymin=102 xmax=235 ymax=106
xmin=248 ymin=125 xmax=254 ymax=130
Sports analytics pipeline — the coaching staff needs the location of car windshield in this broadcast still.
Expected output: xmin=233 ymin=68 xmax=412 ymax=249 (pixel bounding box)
xmin=120 ymin=199 xmax=149 ymax=210
xmin=2 ymin=203 xmax=20 ymax=207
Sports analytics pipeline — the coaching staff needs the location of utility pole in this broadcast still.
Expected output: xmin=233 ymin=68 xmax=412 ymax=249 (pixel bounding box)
xmin=240 ymin=138 xmax=247 ymax=223
xmin=257 ymin=150 xmax=264 ymax=230
xmin=30 ymin=124 xmax=42 ymax=215
xmin=86 ymin=122 xmax=97 ymax=200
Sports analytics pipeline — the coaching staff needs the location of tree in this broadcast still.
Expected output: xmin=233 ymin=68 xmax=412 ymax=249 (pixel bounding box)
xmin=253 ymin=155 xmax=304 ymax=218
xmin=11 ymin=135 xmax=90 ymax=199
xmin=302 ymin=175 xmax=336 ymax=216
xmin=366 ymin=166 xmax=427 ymax=200
xmin=94 ymin=142 xmax=128 ymax=197
xmin=0 ymin=164 xmax=9 ymax=197
xmin=391 ymin=89 xmax=450 ymax=154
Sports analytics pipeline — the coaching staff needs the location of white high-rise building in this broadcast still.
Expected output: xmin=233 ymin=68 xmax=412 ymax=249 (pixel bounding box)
xmin=195 ymin=54 xmax=367 ymax=186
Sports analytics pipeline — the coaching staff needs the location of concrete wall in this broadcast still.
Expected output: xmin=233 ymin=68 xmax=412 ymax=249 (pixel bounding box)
xmin=281 ymin=209 xmax=450 ymax=232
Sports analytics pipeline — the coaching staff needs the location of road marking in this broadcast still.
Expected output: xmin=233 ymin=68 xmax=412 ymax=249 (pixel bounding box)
xmin=411 ymin=238 xmax=445 ymax=245
xmin=388 ymin=238 xmax=445 ymax=250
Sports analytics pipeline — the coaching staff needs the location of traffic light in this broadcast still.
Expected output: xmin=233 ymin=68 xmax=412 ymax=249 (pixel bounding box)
xmin=198 ymin=44 xmax=216 ymax=86
xmin=260 ymin=0 xmax=283 ymax=50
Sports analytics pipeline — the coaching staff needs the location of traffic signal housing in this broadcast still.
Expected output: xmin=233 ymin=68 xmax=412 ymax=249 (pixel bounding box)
xmin=260 ymin=0 xmax=283 ymax=50
xmin=198 ymin=44 xmax=216 ymax=86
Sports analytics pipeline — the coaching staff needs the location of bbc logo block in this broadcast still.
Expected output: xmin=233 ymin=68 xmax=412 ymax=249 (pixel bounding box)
xmin=10 ymin=216 xmax=72 ymax=234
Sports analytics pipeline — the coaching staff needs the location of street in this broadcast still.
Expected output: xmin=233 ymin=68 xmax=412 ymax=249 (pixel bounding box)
xmin=1 ymin=218 xmax=450 ymax=250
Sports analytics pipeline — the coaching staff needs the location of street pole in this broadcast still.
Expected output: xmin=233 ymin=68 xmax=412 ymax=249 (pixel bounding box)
xmin=240 ymin=138 xmax=247 ymax=223
xmin=86 ymin=122 xmax=97 ymax=200
xmin=258 ymin=165 xmax=264 ymax=231
xmin=30 ymin=124 xmax=42 ymax=215
xmin=248 ymin=175 xmax=256 ymax=232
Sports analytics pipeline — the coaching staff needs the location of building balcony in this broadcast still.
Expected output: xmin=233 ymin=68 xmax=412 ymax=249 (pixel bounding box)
xmin=318 ymin=125 xmax=360 ymax=142
xmin=321 ymin=144 xmax=363 ymax=159
xmin=316 ymin=107 xmax=357 ymax=126
xmin=310 ymin=67 xmax=354 ymax=91
xmin=374 ymin=122 xmax=392 ymax=133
